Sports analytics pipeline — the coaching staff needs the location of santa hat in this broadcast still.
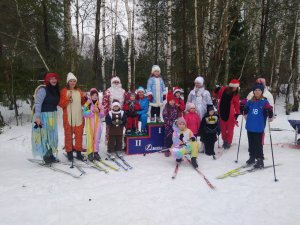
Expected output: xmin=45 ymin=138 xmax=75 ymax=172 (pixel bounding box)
xmin=111 ymin=76 xmax=121 ymax=84
xmin=176 ymin=117 xmax=186 ymax=125
xmin=151 ymin=65 xmax=161 ymax=74
xmin=167 ymin=91 xmax=175 ymax=103
xmin=194 ymin=76 xmax=204 ymax=85
xmin=90 ymin=88 xmax=98 ymax=97
xmin=111 ymin=99 xmax=121 ymax=108
xmin=136 ymin=86 xmax=146 ymax=94
xmin=66 ymin=72 xmax=77 ymax=83
xmin=186 ymin=102 xmax=196 ymax=111
xmin=256 ymin=78 xmax=266 ymax=86
xmin=173 ymin=86 xmax=184 ymax=95
xmin=228 ymin=79 xmax=240 ymax=88
xmin=44 ymin=72 xmax=59 ymax=85
xmin=252 ymin=83 xmax=264 ymax=93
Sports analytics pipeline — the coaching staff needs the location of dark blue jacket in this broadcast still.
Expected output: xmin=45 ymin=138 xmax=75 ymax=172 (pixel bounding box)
xmin=244 ymin=98 xmax=273 ymax=133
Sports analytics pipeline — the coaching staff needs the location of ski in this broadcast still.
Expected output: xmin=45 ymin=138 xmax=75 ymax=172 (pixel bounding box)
xmin=88 ymin=161 xmax=109 ymax=173
xmin=171 ymin=163 xmax=180 ymax=179
xmin=106 ymin=154 xmax=128 ymax=171
xmin=229 ymin=164 xmax=281 ymax=177
xmin=184 ymin=156 xmax=215 ymax=190
xmin=28 ymin=159 xmax=81 ymax=178
xmin=98 ymin=159 xmax=119 ymax=171
xmin=62 ymin=153 xmax=86 ymax=174
xmin=216 ymin=164 xmax=251 ymax=179
xmin=116 ymin=153 xmax=133 ymax=169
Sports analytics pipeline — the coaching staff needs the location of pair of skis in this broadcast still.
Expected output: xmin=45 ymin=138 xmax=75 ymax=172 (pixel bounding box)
xmin=106 ymin=153 xmax=133 ymax=171
xmin=171 ymin=156 xmax=216 ymax=190
xmin=216 ymin=164 xmax=281 ymax=179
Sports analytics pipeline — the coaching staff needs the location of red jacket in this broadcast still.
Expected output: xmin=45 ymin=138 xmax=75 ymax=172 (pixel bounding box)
xmin=174 ymin=97 xmax=185 ymax=117
xmin=184 ymin=111 xmax=201 ymax=135
xmin=123 ymin=100 xmax=141 ymax=117
xmin=217 ymin=86 xmax=240 ymax=121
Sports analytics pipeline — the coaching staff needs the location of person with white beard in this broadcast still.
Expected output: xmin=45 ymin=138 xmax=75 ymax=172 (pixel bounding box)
xmin=102 ymin=77 xmax=127 ymax=153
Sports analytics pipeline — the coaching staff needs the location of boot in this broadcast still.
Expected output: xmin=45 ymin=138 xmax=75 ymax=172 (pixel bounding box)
xmin=213 ymin=155 xmax=216 ymax=160
xmin=88 ymin=153 xmax=94 ymax=162
xmin=191 ymin=157 xmax=198 ymax=168
xmin=150 ymin=117 xmax=155 ymax=122
xmin=67 ymin=151 xmax=73 ymax=161
xmin=43 ymin=154 xmax=52 ymax=165
xmin=94 ymin=152 xmax=101 ymax=161
xmin=254 ymin=158 xmax=264 ymax=168
xmin=246 ymin=156 xmax=256 ymax=165
xmin=176 ymin=158 xmax=182 ymax=163
xmin=76 ymin=151 xmax=85 ymax=161
xmin=156 ymin=117 xmax=162 ymax=123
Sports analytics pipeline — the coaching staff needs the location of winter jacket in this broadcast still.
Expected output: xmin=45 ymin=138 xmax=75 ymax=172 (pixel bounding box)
xmin=244 ymin=98 xmax=273 ymax=133
xmin=105 ymin=110 xmax=127 ymax=135
xmin=184 ymin=111 xmax=201 ymax=135
xmin=186 ymin=87 xmax=212 ymax=119
xmin=34 ymin=86 xmax=59 ymax=118
xmin=174 ymin=97 xmax=185 ymax=117
xmin=163 ymin=104 xmax=178 ymax=136
xmin=199 ymin=112 xmax=220 ymax=141
xmin=123 ymin=100 xmax=141 ymax=117
xmin=137 ymin=97 xmax=149 ymax=116
xmin=147 ymin=76 xmax=166 ymax=107
xmin=217 ymin=86 xmax=240 ymax=122
xmin=172 ymin=127 xmax=195 ymax=147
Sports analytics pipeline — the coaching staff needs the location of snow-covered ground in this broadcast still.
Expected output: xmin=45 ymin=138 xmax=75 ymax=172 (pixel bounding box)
xmin=0 ymin=97 xmax=300 ymax=225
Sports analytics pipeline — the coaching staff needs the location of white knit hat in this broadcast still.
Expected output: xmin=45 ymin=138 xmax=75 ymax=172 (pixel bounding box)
xmin=136 ymin=86 xmax=146 ymax=94
xmin=111 ymin=100 xmax=121 ymax=108
xmin=66 ymin=72 xmax=77 ymax=83
xmin=111 ymin=76 xmax=121 ymax=84
xmin=151 ymin=65 xmax=161 ymax=73
xmin=194 ymin=76 xmax=204 ymax=84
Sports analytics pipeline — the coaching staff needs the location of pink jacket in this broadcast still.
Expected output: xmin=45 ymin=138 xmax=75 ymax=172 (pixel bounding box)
xmin=184 ymin=112 xmax=201 ymax=135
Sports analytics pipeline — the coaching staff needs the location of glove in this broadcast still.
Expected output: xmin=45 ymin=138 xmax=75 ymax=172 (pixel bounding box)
xmin=163 ymin=94 xmax=166 ymax=101
xmin=234 ymin=114 xmax=239 ymax=120
xmin=34 ymin=122 xmax=42 ymax=129
xmin=179 ymin=133 xmax=184 ymax=142
xmin=190 ymin=137 xmax=196 ymax=142
xmin=148 ymin=95 xmax=153 ymax=102
xmin=235 ymin=120 xmax=239 ymax=127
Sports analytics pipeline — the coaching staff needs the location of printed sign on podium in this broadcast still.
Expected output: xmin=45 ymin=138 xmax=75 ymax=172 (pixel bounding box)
xmin=126 ymin=123 xmax=165 ymax=155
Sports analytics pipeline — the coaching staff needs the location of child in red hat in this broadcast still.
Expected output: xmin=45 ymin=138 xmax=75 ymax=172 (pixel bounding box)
xmin=173 ymin=86 xmax=185 ymax=117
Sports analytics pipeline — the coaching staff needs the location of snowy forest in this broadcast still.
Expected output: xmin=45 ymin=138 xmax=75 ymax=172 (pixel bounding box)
xmin=0 ymin=0 xmax=300 ymax=124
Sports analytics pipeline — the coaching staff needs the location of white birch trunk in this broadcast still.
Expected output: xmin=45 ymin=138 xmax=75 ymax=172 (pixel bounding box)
xmin=166 ymin=0 xmax=172 ymax=87
xmin=111 ymin=0 xmax=118 ymax=77
xmin=125 ymin=0 xmax=132 ymax=90
xmin=194 ymin=0 xmax=200 ymax=75
xmin=101 ymin=0 xmax=106 ymax=90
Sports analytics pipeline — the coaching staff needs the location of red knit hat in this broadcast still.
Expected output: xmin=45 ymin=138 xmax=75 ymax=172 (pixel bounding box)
xmin=167 ymin=91 xmax=175 ymax=103
xmin=44 ymin=72 xmax=59 ymax=85
xmin=173 ymin=86 xmax=184 ymax=95
xmin=228 ymin=79 xmax=240 ymax=88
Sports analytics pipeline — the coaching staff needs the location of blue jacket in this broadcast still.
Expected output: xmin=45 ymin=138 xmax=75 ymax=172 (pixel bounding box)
xmin=244 ymin=98 xmax=273 ymax=133
xmin=137 ymin=97 xmax=149 ymax=115
xmin=147 ymin=76 xmax=166 ymax=107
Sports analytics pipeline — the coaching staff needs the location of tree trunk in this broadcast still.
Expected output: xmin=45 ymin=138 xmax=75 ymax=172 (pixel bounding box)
xmin=194 ymin=0 xmax=200 ymax=75
xmin=155 ymin=1 xmax=158 ymax=64
xmin=259 ymin=0 xmax=270 ymax=74
xmin=293 ymin=4 xmax=300 ymax=111
xmin=132 ymin=0 xmax=136 ymax=89
xmin=252 ymin=0 xmax=262 ymax=75
xmin=182 ymin=0 xmax=188 ymax=100
xmin=166 ymin=0 xmax=172 ymax=87
xmin=285 ymin=9 xmax=298 ymax=115
xmin=42 ymin=0 xmax=50 ymax=52
xmin=63 ymin=0 xmax=75 ymax=72
xmin=101 ymin=0 xmax=106 ymax=91
xmin=125 ymin=0 xmax=132 ymax=90
xmin=93 ymin=0 xmax=101 ymax=89
xmin=75 ymin=0 xmax=80 ymax=53
xmin=111 ymin=0 xmax=118 ymax=77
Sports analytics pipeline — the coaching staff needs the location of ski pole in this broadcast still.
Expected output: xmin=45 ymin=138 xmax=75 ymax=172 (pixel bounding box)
xmin=268 ymin=119 xmax=278 ymax=182
xmin=235 ymin=114 xmax=244 ymax=163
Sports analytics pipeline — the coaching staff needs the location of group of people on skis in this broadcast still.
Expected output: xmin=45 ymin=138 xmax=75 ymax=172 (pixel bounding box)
xmin=31 ymin=64 xmax=274 ymax=170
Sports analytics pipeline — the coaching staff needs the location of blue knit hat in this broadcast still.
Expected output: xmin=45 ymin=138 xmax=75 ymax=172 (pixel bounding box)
xmin=252 ymin=83 xmax=264 ymax=93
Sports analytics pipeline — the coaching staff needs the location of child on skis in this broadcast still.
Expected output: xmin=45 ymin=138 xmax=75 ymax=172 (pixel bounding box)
xmin=59 ymin=72 xmax=86 ymax=161
xmin=171 ymin=117 xmax=199 ymax=168
xmin=136 ymin=86 xmax=149 ymax=134
xmin=147 ymin=65 xmax=166 ymax=122
xmin=244 ymin=83 xmax=273 ymax=168
xmin=184 ymin=102 xmax=201 ymax=138
xmin=173 ymin=86 xmax=185 ymax=117
xmin=105 ymin=100 xmax=127 ymax=157
xmin=199 ymin=105 xmax=220 ymax=159
xmin=162 ymin=91 xmax=178 ymax=156
xmin=83 ymin=88 xmax=104 ymax=162
xmin=123 ymin=92 xmax=141 ymax=135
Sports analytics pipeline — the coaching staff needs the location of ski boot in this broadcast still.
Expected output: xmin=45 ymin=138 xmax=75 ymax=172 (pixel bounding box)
xmin=116 ymin=151 xmax=124 ymax=158
xmin=191 ymin=157 xmax=198 ymax=168
xmin=176 ymin=158 xmax=182 ymax=163
xmin=212 ymin=155 xmax=216 ymax=160
xmin=246 ymin=156 xmax=255 ymax=165
xmin=88 ymin=153 xmax=94 ymax=162
xmin=76 ymin=151 xmax=85 ymax=161
xmin=107 ymin=152 xmax=116 ymax=160
xmin=156 ymin=117 xmax=162 ymax=123
xmin=253 ymin=158 xmax=264 ymax=168
xmin=94 ymin=152 xmax=101 ymax=161
xmin=67 ymin=151 xmax=73 ymax=161
xmin=126 ymin=129 xmax=132 ymax=135
xmin=150 ymin=117 xmax=155 ymax=122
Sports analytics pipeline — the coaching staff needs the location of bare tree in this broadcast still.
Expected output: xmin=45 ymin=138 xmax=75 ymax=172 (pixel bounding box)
xmin=111 ymin=0 xmax=118 ymax=77
xmin=93 ymin=0 xmax=102 ymax=89
xmin=64 ymin=0 xmax=75 ymax=72
xmin=101 ymin=0 xmax=106 ymax=90
xmin=166 ymin=0 xmax=172 ymax=87
xmin=125 ymin=0 xmax=132 ymax=90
